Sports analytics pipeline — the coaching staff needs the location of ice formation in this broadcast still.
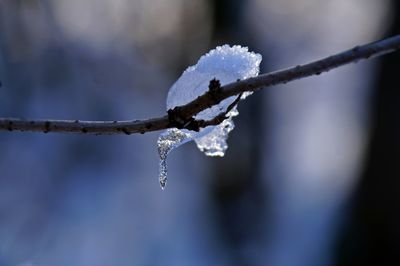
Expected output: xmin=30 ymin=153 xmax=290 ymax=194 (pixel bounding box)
xmin=157 ymin=45 xmax=262 ymax=189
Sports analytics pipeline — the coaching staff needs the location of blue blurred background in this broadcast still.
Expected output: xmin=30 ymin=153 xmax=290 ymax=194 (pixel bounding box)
xmin=0 ymin=0 xmax=399 ymax=265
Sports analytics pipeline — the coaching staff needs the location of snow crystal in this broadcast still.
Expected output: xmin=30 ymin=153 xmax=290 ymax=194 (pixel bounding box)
xmin=157 ymin=45 xmax=262 ymax=189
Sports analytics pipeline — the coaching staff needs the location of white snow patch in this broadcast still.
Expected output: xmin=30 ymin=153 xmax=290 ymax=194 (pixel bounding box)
xmin=157 ymin=45 xmax=262 ymax=188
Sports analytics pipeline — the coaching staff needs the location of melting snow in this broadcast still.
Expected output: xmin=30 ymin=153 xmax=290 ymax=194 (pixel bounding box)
xmin=157 ymin=45 xmax=262 ymax=189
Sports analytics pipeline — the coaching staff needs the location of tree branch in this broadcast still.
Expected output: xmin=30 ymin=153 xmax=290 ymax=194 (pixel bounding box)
xmin=1 ymin=35 xmax=400 ymax=135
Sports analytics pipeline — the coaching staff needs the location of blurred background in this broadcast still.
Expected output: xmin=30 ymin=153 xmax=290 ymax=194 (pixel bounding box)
xmin=0 ymin=0 xmax=399 ymax=265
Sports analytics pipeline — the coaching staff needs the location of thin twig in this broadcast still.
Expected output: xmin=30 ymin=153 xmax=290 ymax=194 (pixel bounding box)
xmin=184 ymin=92 xmax=243 ymax=131
xmin=1 ymin=35 xmax=400 ymax=135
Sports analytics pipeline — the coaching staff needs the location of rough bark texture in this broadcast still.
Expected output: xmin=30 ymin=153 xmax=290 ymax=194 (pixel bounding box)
xmin=1 ymin=35 xmax=400 ymax=135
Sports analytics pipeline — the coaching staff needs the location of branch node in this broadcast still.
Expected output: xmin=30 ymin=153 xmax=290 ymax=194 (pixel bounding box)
xmin=167 ymin=107 xmax=187 ymax=129
xmin=184 ymin=118 xmax=201 ymax=132
xmin=44 ymin=121 xmax=50 ymax=133
xmin=208 ymin=78 xmax=221 ymax=94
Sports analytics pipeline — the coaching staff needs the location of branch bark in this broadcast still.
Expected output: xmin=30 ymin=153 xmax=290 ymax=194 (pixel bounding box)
xmin=1 ymin=35 xmax=400 ymax=135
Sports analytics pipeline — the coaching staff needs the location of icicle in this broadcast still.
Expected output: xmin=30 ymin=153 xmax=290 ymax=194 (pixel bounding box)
xmin=157 ymin=128 xmax=192 ymax=189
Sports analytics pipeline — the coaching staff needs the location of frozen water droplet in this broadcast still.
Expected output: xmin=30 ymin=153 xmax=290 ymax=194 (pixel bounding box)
xmin=157 ymin=128 xmax=192 ymax=189
xmin=159 ymin=159 xmax=167 ymax=190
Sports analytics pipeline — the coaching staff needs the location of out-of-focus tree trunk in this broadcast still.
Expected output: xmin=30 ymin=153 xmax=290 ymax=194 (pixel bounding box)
xmin=335 ymin=1 xmax=400 ymax=265
xmin=206 ymin=1 xmax=268 ymax=265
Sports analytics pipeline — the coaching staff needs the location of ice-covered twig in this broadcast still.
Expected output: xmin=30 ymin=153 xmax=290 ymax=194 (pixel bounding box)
xmin=1 ymin=35 xmax=400 ymax=135
xmin=190 ymin=92 xmax=243 ymax=131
